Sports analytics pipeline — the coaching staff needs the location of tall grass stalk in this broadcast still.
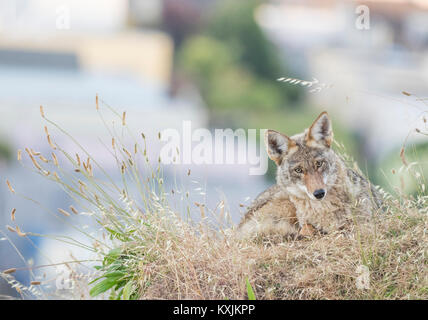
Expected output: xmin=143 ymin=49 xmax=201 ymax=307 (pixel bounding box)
xmin=1 ymin=98 xmax=427 ymax=299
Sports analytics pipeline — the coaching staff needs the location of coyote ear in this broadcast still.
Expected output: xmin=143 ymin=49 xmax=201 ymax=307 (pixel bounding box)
xmin=306 ymin=111 xmax=333 ymax=148
xmin=265 ymin=130 xmax=296 ymax=165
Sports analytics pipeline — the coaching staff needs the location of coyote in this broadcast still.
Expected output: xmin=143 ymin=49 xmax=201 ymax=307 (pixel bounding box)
xmin=238 ymin=111 xmax=382 ymax=239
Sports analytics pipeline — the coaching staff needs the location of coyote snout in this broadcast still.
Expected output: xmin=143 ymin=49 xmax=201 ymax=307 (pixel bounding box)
xmin=303 ymin=169 xmax=327 ymax=200
xmin=313 ymin=189 xmax=326 ymax=199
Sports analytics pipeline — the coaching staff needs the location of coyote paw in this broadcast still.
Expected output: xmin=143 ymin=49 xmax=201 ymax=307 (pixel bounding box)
xmin=299 ymin=224 xmax=316 ymax=237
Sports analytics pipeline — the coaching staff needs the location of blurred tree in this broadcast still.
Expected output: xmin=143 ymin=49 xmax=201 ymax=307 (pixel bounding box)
xmin=208 ymin=0 xmax=280 ymax=81
xmin=0 ymin=140 xmax=11 ymax=163
xmin=178 ymin=36 xmax=282 ymax=114
xmin=178 ymin=35 xmax=236 ymax=91
xmin=177 ymin=0 xmax=302 ymax=119
xmin=207 ymin=0 xmax=301 ymax=103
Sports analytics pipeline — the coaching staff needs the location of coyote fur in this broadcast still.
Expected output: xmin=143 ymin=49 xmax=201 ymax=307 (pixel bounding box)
xmin=237 ymin=111 xmax=382 ymax=239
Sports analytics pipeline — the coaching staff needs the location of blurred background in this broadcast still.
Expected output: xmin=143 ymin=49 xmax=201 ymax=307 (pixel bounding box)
xmin=1 ymin=0 xmax=427 ymax=298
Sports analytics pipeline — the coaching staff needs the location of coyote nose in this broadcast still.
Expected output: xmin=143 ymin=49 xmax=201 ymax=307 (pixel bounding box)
xmin=313 ymin=189 xmax=326 ymax=200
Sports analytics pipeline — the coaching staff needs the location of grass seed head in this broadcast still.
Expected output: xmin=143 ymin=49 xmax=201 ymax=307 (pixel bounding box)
xmin=24 ymin=149 xmax=42 ymax=170
xmin=39 ymin=105 xmax=45 ymax=118
xmin=3 ymin=268 xmax=17 ymax=275
xmin=51 ymin=153 xmax=59 ymax=166
xmin=39 ymin=155 xmax=49 ymax=163
xmin=123 ymin=148 xmax=132 ymax=159
xmin=400 ymin=147 xmax=408 ymax=166
xmin=6 ymin=180 xmax=15 ymax=194
xmin=30 ymin=157 xmax=42 ymax=170
xmin=58 ymin=208 xmax=71 ymax=217
xmin=16 ymin=226 xmax=27 ymax=237
xmin=30 ymin=149 xmax=40 ymax=156
xmin=47 ymin=134 xmax=56 ymax=149
xmin=70 ymin=206 xmax=79 ymax=215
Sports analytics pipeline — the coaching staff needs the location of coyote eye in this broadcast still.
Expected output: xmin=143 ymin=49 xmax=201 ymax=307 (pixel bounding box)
xmin=316 ymin=160 xmax=324 ymax=168
xmin=294 ymin=167 xmax=303 ymax=174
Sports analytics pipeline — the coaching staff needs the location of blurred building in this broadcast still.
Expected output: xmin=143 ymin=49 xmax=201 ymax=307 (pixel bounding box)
xmin=257 ymin=0 xmax=428 ymax=158
xmin=0 ymin=0 xmax=173 ymax=87
xmin=129 ymin=0 xmax=164 ymax=27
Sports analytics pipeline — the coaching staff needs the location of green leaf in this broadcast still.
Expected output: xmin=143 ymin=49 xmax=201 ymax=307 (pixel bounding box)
xmin=123 ymin=281 xmax=135 ymax=300
xmin=246 ymin=278 xmax=256 ymax=300
xmin=114 ymin=280 xmax=127 ymax=291
xmin=89 ymin=275 xmax=104 ymax=285
xmin=89 ymin=271 xmax=126 ymax=286
xmin=116 ymin=287 xmax=125 ymax=300
xmin=105 ymin=271 xmax=126 ymax=279
xmin=105 ymin=227 xmax=129 ymax=242
xmin=90 ymin=278 xmax=117 ymax=297
xmin=103 ymin=248 xmax=122 ymax=266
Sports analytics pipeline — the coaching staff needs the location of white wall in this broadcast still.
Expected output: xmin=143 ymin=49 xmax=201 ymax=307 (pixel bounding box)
xmin=0 ymin=0 xmax=129 ymax=37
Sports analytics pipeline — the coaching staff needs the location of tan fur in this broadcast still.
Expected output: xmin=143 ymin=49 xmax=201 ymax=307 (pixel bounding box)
xmin=237 ymin=189 xmax=299 ymax=240
xmin=237 ymin=112 xmax=382 ymax=240
xmin=299 ymin=224 xmax=316 ymax=237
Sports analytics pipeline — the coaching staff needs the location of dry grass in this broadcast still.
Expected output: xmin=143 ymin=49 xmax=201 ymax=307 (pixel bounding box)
xmin=2 ymin=100 xmax=427 ymax=300
xmin=122 ymin=195 xmax=427 ymax=300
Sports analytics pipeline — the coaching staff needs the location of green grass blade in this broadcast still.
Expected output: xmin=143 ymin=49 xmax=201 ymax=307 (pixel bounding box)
xmin=246 ymin=278 xmax=256 ymax=300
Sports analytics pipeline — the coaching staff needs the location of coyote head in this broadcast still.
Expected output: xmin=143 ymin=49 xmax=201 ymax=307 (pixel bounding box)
xmin=265 ymin=111 xmax=338 ymax=201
